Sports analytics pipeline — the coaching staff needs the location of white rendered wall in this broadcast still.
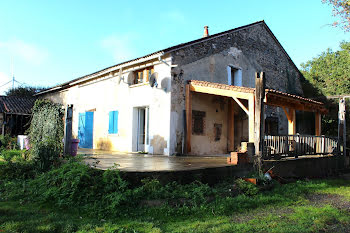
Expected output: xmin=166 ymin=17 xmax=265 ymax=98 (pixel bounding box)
xmin=42 ymin=57 xmax=172 ymax=155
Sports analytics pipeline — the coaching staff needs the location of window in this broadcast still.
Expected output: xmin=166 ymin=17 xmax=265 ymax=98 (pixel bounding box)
xmin=133 ymin=66 xmax=154 ymax=84
xmin=192 ymin=110 xmax=206 ymax=135
xmin=227 ymin=66 xmax=242 ymax=86
xmin=108 ymin=111 xmax=119 ymax=134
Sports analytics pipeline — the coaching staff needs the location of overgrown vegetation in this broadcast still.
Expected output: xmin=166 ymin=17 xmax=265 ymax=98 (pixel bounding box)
xmin=301 ymin=41 xmax=350 ymax=97
xmin=0 ymin=134 xmax=18 ymax=150
xmin=28 ymin=99 xmax=64 ymax=170
xmin=1 ymin=157 xmax=350 ymax=232
xmin=300 ymin=40 xmax=350 ymax=137
xmin=5 ymin=86 xmax=46 ymax=97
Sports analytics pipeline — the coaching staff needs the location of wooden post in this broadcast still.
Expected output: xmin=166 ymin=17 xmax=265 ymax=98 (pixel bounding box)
xmin=248 ymin=96 xmax=255 ymax=143
xmin=64 ymin=105 xmax=73 ymax=155
xmin=185 ymin=84 xmax=192 ymax=153
xmin=254 ymin=72 xmax=265 ymax=175
xmin=228 ymin=99 xmax=235 ymax=152
xmin=338 ymin=98 xmax=346 ymax=161
xmin=288 ymin=108 xmax=296 ymax=135
xmin=315 ymin=111 xmax=321 ymax=136
xmin=2 ymin=113 xmax=5 ymax=136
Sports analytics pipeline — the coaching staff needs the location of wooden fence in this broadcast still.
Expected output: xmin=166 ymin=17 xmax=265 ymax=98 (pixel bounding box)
xmin=263 ymin=134 xmax=339 ymax=158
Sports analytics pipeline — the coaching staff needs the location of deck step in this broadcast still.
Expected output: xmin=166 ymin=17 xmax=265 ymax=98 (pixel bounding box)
xmin=227 ymin=152 xmax=249 ymax=165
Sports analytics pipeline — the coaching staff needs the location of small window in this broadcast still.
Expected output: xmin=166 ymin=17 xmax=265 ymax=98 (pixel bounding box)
xmin=192 ymin=110 xmax=206 ymax=135
xmin=133 ymin=66 xmax=154 ymax=84
xmin=227 ymin=66 xmax=242 ymax=86
xmin=108 ymin=111 xmax=119 ymax=134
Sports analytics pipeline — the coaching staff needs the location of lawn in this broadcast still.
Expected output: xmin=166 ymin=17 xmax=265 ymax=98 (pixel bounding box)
xmin=1 ymin=159 xmax=350 ymax=232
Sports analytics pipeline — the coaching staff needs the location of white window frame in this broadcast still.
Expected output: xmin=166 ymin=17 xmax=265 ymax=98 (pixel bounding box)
xmin=227 ymin=65 xmax=242 ymax=86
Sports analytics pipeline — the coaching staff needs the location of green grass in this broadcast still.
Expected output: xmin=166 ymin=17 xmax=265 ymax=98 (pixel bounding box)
xmin=1 ymin=159 xmax=350 ymax=232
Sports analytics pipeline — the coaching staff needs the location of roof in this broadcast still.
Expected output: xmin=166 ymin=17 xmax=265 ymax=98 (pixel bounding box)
xmin=189 ymin=80 xmax=255 ymax=93
xmin=265 ymin=89 xmax=324 ymax=106
xmin=0 ymin=96 xmax=36 ymax=115
xmin=38 ymin=20 xmax=296 ymax=96
xmin=188 ymin=80 xmax=327 ymax=113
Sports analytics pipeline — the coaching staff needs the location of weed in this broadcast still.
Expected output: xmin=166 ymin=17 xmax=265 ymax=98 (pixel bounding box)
xmin=234 ymin=178 xmax=259 ymax=196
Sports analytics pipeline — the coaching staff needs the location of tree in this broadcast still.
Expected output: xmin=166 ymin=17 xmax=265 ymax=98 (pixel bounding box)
xmin=5 ymin=86 xmax=46 ymax=97
xmin=323 ymin=0 xmax=350 ymax=31
xmin=301 ymin=41 xmax=350 ymax=137
xmin=301 ymin=41 xmax=350 ymax=96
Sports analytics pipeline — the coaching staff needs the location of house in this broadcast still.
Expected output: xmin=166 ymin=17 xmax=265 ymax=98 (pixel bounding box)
xmin=0 ymin=96 xmax=36 ymax=136
xmin=36 ymin=21 xmax=327 ymax=156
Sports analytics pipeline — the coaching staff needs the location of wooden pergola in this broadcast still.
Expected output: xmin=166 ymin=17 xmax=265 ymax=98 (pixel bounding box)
xmin=185 ymin=80 xmax=327 ymax=153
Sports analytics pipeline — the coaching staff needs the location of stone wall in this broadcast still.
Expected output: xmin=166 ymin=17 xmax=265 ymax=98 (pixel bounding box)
xmin=169 ymin=22 xmax=304 ymax=155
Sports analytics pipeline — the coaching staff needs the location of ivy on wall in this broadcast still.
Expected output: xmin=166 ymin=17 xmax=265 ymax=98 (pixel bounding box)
xmin=28 ymin=99 xmax=64 ymax=170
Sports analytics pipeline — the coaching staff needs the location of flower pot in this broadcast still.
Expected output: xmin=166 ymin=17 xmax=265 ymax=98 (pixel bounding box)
xmin=71 ymin=139 xmax=80 ymax=156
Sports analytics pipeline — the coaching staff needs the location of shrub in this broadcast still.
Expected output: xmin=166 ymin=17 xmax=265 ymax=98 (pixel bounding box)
xmin=0 ymin=160 xmax=38 ymax=181
xmin=0 ymin=135 xmax=19 ymax=150
xmin=234 ymin=178 xmax=259 ymax=196
xmin=31 ymin=139 xmax=61 ymax=170
xmin=28 ymin=99 xmax=64 ymax=170
xmin=1 ymin=149 xmax=25 ymax=162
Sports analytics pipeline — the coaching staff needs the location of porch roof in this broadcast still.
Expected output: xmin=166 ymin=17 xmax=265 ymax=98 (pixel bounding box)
xmin=188 ymin=80 xmax=327 ymax=114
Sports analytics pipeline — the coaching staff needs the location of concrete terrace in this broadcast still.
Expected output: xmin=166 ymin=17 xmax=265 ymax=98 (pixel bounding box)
xmin=79 ymin=149 xmax=232 ymax=172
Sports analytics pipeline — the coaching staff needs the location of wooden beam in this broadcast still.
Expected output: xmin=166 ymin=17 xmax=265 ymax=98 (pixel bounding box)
xmin=288 ymin=108 xmax=296 ymax=135
xmin=266 ymin=94 xmax=327 ymax=114
xmin=64 ymin=105 xmax=73 ymax=155
xmin=232 ymin=96 xmax=249 ymax=115
xmin=282 ymin=106 xmax=291 ymax=122
xmin=228 ymin=99 xmax=235 ymax=152
xmin=338 ymin=98 xmax=346 ymax=159
xmin=189 ymin=83 xmax=254 ymax=100
xmin=254 ymin=72 xmax=265 ymax=175
xmin=185 ymin=84 xmax=192 ymax=153
xmin=248 ymin=95 xmax=255 ymax=143
xmin=315 ymin=111 xmax=321 ymax=136
xmin=282 ymin=106 xmax=296 ymax=134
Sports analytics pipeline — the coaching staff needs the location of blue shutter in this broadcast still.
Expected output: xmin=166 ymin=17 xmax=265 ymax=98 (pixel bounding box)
xmin=108 ymin=111 xmax=113 ymax=134
xmin=114 ymin=111 xmax=119 ymax=134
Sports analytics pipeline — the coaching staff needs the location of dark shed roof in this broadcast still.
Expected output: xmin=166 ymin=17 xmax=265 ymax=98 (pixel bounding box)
xmin=0 ymin=96 xmax=36 ymax=115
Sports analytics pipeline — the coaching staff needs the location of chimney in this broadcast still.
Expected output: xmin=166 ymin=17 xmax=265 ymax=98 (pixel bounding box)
xmin=203 ymin=26 xmax=209 ymax=38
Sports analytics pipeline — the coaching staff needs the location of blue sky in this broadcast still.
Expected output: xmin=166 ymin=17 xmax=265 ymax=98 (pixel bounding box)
xmin=0 ymin=0 xmax=348 ymax=93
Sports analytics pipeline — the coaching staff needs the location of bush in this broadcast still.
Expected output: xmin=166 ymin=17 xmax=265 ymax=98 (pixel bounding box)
xmin=28 ymin=99 xmax=64 ymax=170
xmin=31 ymin=139 xmax=61 ymax=170
xmin=0 ymin=160 xmax=37 ymax=181
xmin=1 ymin=150 xmax=25 ymax=162
xmin=234 ymin=178 xmax=259 ymax=196
xmin=0 ymin=135 xmax=19 ymax=150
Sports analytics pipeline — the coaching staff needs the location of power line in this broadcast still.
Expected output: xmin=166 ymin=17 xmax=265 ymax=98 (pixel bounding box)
xmin=0 ymin=80 xmax=12 ymax=88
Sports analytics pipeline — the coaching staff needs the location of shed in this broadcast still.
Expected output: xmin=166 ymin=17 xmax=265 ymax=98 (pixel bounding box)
xmin=0 ymin=96 xmax=36 ymax=136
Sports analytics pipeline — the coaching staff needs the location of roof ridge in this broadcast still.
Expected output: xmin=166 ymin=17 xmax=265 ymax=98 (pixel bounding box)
xmin=36 ymin=20 xmax=266 ymax=95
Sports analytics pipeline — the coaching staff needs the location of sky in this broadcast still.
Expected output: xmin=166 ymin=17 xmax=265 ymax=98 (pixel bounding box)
xmin=0 ymin=0 xmax=348 ymax=94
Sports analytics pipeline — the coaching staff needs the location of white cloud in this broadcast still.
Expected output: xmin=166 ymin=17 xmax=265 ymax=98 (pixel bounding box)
xmin=0 ymin=40 xmax=48 ymax=65
xmin=101 ymin=34 xmax=138 ymax=63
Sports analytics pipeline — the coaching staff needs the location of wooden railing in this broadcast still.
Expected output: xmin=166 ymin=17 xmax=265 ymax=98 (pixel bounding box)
xmin=263 ymin=134 xmax=339 ymax=159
